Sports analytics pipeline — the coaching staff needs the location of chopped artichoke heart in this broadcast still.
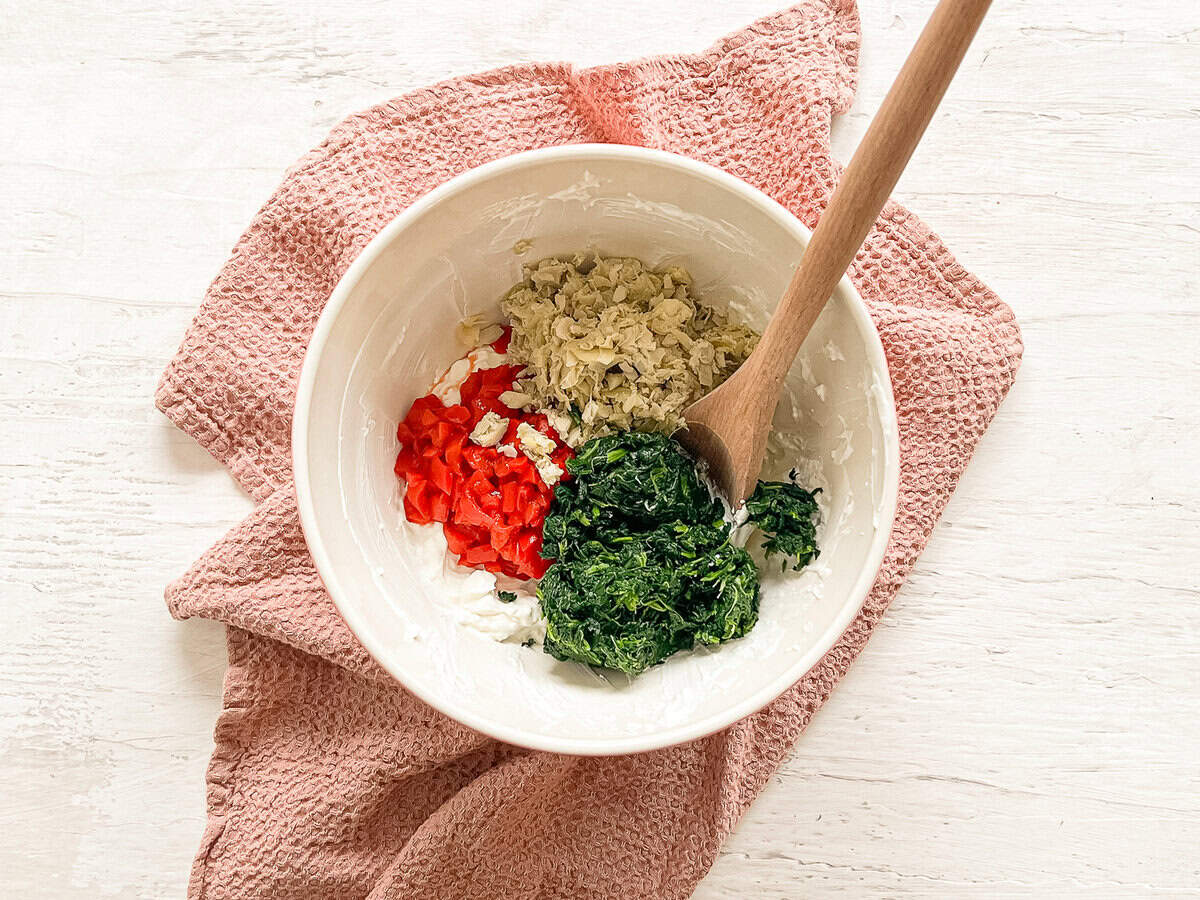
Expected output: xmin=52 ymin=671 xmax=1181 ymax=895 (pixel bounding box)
xmin=500 ymin=253 xmax=759 ymax=440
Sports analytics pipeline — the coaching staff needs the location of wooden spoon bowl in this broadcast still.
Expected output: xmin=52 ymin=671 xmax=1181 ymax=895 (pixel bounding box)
xmin=681 ymin=0 xmax=992 ymax=503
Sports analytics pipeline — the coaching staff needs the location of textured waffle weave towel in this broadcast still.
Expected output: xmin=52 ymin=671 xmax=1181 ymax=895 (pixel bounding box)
xmin=157 ymin=3 xmax=1022 ymax=897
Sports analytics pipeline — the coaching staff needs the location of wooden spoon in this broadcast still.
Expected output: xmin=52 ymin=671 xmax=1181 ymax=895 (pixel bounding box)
xmin=681 ymin=0 xmax=993 ymax=503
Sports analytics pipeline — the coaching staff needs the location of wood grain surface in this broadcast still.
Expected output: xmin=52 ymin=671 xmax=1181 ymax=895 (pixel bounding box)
xmin=1 ymin=1 xmax=1197 ymax=896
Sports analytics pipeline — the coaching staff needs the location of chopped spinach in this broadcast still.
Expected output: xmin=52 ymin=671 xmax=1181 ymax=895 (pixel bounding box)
xmin=542 ymin=431 xmax=725 ymax=557
xmin=497 ymin=590 xmax=518 ymax=603
xmin=745 ymin=480 xmax=822 ymax=571
xmin=537 ymin=432 xmax=758 ymax=676
xmin=536 ymin=431 xmax=823 ymax=677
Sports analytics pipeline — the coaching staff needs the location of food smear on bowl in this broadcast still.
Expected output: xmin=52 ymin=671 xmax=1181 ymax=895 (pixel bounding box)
xmin=393 ymin=253 xmax=824 ymax=674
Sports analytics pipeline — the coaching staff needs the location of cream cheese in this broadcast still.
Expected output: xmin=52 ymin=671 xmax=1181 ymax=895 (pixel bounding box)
xmin=470 ymin=411 xmax=509 ymax=447
xmin=398 ymin=512 xmax=545 ymax=643
xmin=430 ymin=345 xmax=507 ymax=405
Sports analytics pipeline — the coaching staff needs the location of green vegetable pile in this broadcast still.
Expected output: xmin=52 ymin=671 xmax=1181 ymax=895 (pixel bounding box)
xmin=537 ymin=431 xmax=821 ymax=676
xmin=745 ymin=478 xmax=821 ymax=571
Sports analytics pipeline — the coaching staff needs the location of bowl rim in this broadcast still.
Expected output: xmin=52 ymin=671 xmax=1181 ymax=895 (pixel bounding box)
xmin=293 ymin=143 xmax=901 ymax=755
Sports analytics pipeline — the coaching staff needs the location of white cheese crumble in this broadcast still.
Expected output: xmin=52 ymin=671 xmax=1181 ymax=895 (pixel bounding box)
xmin=516 ymin=422 xmax=556 ymax=457
xmin=496 ymin=443 xmax=518 ymax=458
xmin=533 ymin=457 xmax=564 ymax=487
xmin=469 ymin=411 xmax=509 ymax=447
xmin=515 ymin=422 xmax=563 ymax=486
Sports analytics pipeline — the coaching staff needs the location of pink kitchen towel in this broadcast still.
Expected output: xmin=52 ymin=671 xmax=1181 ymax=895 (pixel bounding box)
xmin=156 ymin=2 xmax=1023 ymax=897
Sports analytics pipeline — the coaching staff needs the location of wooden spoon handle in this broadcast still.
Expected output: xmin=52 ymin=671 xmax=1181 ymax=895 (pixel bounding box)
xmin=754 ymin=0 xmax=992 ymax=385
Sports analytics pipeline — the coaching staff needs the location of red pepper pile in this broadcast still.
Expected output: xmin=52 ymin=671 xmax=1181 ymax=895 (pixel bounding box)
xmin=393 ymin=333 xmax=572 ymax=579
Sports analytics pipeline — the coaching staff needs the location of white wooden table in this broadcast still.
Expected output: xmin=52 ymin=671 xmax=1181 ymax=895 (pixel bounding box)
xmin=3 ymin=1 xmax=1197 ymax=895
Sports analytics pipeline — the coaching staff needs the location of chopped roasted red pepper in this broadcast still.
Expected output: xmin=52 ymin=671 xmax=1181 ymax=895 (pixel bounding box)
xmin=443 ymin=433 xmax=466 ymax=469
xmin=500 ymin=481 xmax=520 ymax=515
xmin=402 ymin=479 xmax=435 ymax=525
xmin=427 ymin=456 xmax=456 ymax=496
xmin=460 ymin=543 xmax=499 ymax=567
xmin=455 ymin=491 xmax=494 ymax=529
xmin=461 ymin=445 xmax=493 ymax=475
xmin=429 ymin=492 xmax=451 ymax=523
xmin=491 ymin=454 xmax=521 ymax=478
xmin=443 ymin=522 xmax=474 ymax=555
xmin=393 ymin=351 xmax=572 ymax=580
xmin=464 ymin=470 xmax=494 ymax=497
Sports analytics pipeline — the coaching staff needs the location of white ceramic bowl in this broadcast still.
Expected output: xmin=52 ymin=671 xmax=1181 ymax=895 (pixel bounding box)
xmin=294 ymin=145 xmax=899 ymax=755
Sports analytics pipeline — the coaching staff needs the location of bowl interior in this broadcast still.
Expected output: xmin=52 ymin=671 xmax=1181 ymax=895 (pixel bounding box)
xmin=295 ymin=146 xmax=898 ymax=754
